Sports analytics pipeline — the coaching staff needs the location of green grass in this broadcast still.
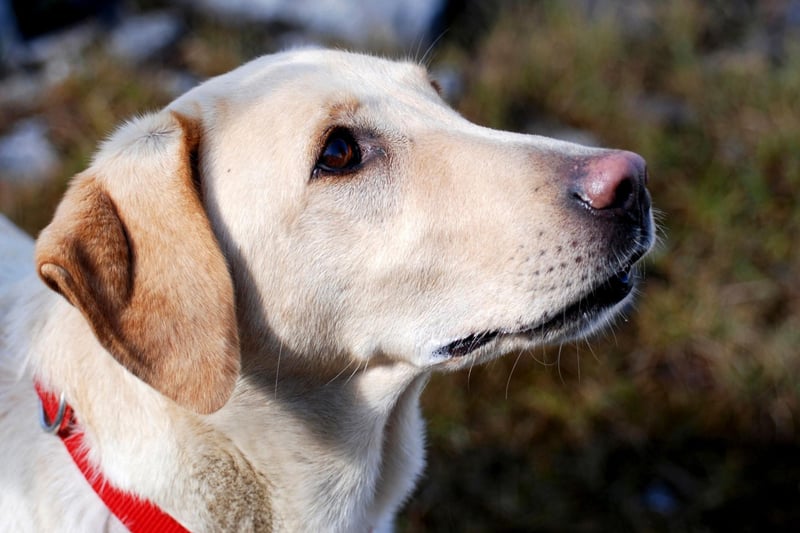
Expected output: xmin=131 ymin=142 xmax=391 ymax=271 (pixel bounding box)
xmin=2 ymin=1 xmax=798 ymax=530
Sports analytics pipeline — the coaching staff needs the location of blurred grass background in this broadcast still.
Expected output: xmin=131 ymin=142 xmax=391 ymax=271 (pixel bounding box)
xmin=2 ymin=0 xmax=799 ymax=531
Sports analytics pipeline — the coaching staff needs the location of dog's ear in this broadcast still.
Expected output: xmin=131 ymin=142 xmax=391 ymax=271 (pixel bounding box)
xmin=35 ymin=112 xmax=239 ymax=414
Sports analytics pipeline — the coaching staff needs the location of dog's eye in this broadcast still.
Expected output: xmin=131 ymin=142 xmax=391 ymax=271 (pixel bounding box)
xmin=315 ymin=129 xmax=361 ymax=174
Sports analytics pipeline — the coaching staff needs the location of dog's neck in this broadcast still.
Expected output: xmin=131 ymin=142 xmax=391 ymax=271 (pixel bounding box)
xmin=213 ymin=351 xmax=429 ymax=531
xmin=32 ymin=294 xmax=428 ymax=531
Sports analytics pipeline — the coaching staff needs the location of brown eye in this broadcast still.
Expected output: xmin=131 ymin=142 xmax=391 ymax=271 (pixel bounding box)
xmin=315 ymin=129 xmax=361 ymax=173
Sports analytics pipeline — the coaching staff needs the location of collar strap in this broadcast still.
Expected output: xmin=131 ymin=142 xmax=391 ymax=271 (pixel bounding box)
xmin=35 ymin=381 xmax=190 ymax=533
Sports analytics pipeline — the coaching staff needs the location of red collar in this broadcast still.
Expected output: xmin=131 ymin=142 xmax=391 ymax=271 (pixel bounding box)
xmin=35 ymin=381 xmax=191 ymax=533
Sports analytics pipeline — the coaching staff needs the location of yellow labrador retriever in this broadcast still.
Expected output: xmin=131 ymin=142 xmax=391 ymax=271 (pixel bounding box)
xmin=0 ymin=49 xmax=653 ymax=532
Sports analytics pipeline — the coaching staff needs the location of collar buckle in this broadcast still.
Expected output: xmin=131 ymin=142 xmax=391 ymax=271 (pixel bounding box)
xmin=38 ymin=388 xmax=67 ymax=434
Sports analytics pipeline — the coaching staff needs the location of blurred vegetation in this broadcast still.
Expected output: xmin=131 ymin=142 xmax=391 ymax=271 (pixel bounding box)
xmin=408 ymin=2 xmax=800 ymax=531
xmin=2 ymin=0 xmax=799 ymax=531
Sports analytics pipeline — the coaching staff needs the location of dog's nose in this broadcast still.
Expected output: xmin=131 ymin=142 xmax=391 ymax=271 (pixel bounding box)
xmin=572 ymin=151 xmax=648 ymax=213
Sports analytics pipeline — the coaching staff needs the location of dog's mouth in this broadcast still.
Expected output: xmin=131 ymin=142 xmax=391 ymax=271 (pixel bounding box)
xmin=434 ymin=255 xmax=644 ymax=359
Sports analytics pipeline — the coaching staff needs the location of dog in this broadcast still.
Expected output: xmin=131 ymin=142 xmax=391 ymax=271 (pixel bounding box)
xmin=0 ymin=49 xmax=654 ymax=532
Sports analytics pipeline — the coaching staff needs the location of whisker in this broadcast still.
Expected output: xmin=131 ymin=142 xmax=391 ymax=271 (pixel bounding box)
xmin=505 ymin=351 xmax=523 ymax=400
xmin=344 ymin=359 xmax=362 ymax=385
xmin=585 ymin=338 xmax=600 ymax=363
xmin=274 ymin=343 xmax=283 ymax=399
xmin=528 ymin=345 xmax=554 ymax=367
xmin=325 ymin=359 xmax=357 ymax=386
xmin=610 ymin=323 xmax=619 ymax=346
xmin=420 ymin=29 xmax=449 ymax=67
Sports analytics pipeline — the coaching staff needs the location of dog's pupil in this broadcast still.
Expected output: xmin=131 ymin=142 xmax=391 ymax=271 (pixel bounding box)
xmin=322 ymin=136 xmax=354 ymax=169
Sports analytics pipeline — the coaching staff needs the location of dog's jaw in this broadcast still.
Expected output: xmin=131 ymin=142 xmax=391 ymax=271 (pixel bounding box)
xmin=421 ymin=226 xmax=655 ymax=370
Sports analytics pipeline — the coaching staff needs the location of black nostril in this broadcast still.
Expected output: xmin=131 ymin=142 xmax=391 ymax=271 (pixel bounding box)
xmin=609 ymin=175 xmax=635 ymax=211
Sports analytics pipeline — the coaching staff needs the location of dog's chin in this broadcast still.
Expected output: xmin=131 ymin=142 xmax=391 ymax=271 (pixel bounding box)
xmin=429 ymin=264 xmax=640 ymax=369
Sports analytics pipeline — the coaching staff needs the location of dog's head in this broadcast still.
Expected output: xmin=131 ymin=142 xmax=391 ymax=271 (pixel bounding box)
xmin=35 ymin=49 xmax=653 ymax=413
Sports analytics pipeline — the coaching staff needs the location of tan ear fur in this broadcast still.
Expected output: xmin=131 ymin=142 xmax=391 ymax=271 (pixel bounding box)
xmin=35 ymin=112 xmax=240 ymax=414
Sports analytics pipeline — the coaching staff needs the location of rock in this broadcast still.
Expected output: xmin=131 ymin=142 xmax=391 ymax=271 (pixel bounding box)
xmin=184 ymin=0 xmax=446 ymax=48
xmin=0 ymin=213 xmax=34 ymax=286
xmin=0 ymin=118 xmax=59 ymax=185
xmin=0 ymin=23 xmax=98 ymax=108
xmin=109 ymin=11 xmax=184 ymax=63
xmin=16 ymin=20 xmax=98 ymax=69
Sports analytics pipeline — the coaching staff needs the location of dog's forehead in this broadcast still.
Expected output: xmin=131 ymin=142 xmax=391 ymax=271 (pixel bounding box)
xmin=165 ymin=48 xmax=456 ymax=147
xmin=185 ymin=49 xmax=435 ymax=115
xmin=267 ymin=48 xmax=430 ymax=89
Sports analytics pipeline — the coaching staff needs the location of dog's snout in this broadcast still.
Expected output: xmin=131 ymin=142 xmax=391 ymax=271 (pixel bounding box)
xmin=572 ymin=151 xmax=647 ymax=214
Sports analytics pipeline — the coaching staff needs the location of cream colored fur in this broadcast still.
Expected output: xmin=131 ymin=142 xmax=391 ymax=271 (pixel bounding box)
xmin=0 ymin=49 xmax=653 ymax=532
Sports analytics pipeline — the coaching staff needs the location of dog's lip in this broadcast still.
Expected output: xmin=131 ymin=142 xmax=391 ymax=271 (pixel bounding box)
xmin=524 ymin=264 xmax=636 ymax=339
xmin=434 ymin=256 xmax=643 ymax=359
xmin=435 ymin=331 xmax=502 ymax=359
